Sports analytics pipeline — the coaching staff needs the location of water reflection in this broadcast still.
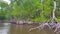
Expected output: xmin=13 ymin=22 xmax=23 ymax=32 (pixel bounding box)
xmin=0 ymin=23 xmax=11 ymax=34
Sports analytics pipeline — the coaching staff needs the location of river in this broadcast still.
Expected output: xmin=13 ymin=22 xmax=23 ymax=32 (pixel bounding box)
xmin=0 ymin=23 xmax=56 ymax=34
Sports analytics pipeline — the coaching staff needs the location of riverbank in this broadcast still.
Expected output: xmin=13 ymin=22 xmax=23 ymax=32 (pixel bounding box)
xmin=0 ymin=21 xmax=60 ymax=34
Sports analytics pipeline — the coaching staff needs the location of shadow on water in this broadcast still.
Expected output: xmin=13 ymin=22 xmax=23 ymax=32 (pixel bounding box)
xmin=0 ymin=23 xmax=57 ymax=34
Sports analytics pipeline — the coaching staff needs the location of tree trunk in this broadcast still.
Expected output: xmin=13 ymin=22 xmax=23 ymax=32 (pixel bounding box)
xmin=52 ymin=0 xmax=56 ymax=23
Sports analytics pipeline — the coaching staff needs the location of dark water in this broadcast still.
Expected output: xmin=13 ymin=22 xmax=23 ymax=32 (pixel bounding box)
xmin=0 ymin=23 xmax=56 ymax=34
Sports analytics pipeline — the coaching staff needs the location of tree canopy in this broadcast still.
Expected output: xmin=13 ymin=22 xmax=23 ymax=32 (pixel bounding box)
xmin=0 ymin=0 xmax=60 ymax=22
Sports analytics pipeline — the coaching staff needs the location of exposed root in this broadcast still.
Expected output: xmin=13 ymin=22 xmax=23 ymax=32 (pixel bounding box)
xmin=28 ymin=25 xmax=42 ymax=32
xmin=28 ymin=23 xmax=51 ymax=32
xmin=28 ymin=23 xmax=60 ymax=34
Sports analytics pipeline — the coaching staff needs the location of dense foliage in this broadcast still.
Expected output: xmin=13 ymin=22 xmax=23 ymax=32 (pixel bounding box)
xmin=0 ymin=0 xmax=60 ymax=22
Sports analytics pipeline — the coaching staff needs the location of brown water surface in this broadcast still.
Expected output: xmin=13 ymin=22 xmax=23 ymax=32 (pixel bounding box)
xmin=0 ymin=23 xmax=56 ymax=34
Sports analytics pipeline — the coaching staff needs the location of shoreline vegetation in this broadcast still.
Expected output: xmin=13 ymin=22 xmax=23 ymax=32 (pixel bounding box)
xmin=0 ymin=0 xmax=60 ymax=23
xmin=0 ymin=0 xmax=60 ymax=34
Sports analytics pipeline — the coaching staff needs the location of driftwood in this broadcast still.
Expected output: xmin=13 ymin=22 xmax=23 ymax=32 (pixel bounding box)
xmin=28 ymin=23 xmax=60 ymax=34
